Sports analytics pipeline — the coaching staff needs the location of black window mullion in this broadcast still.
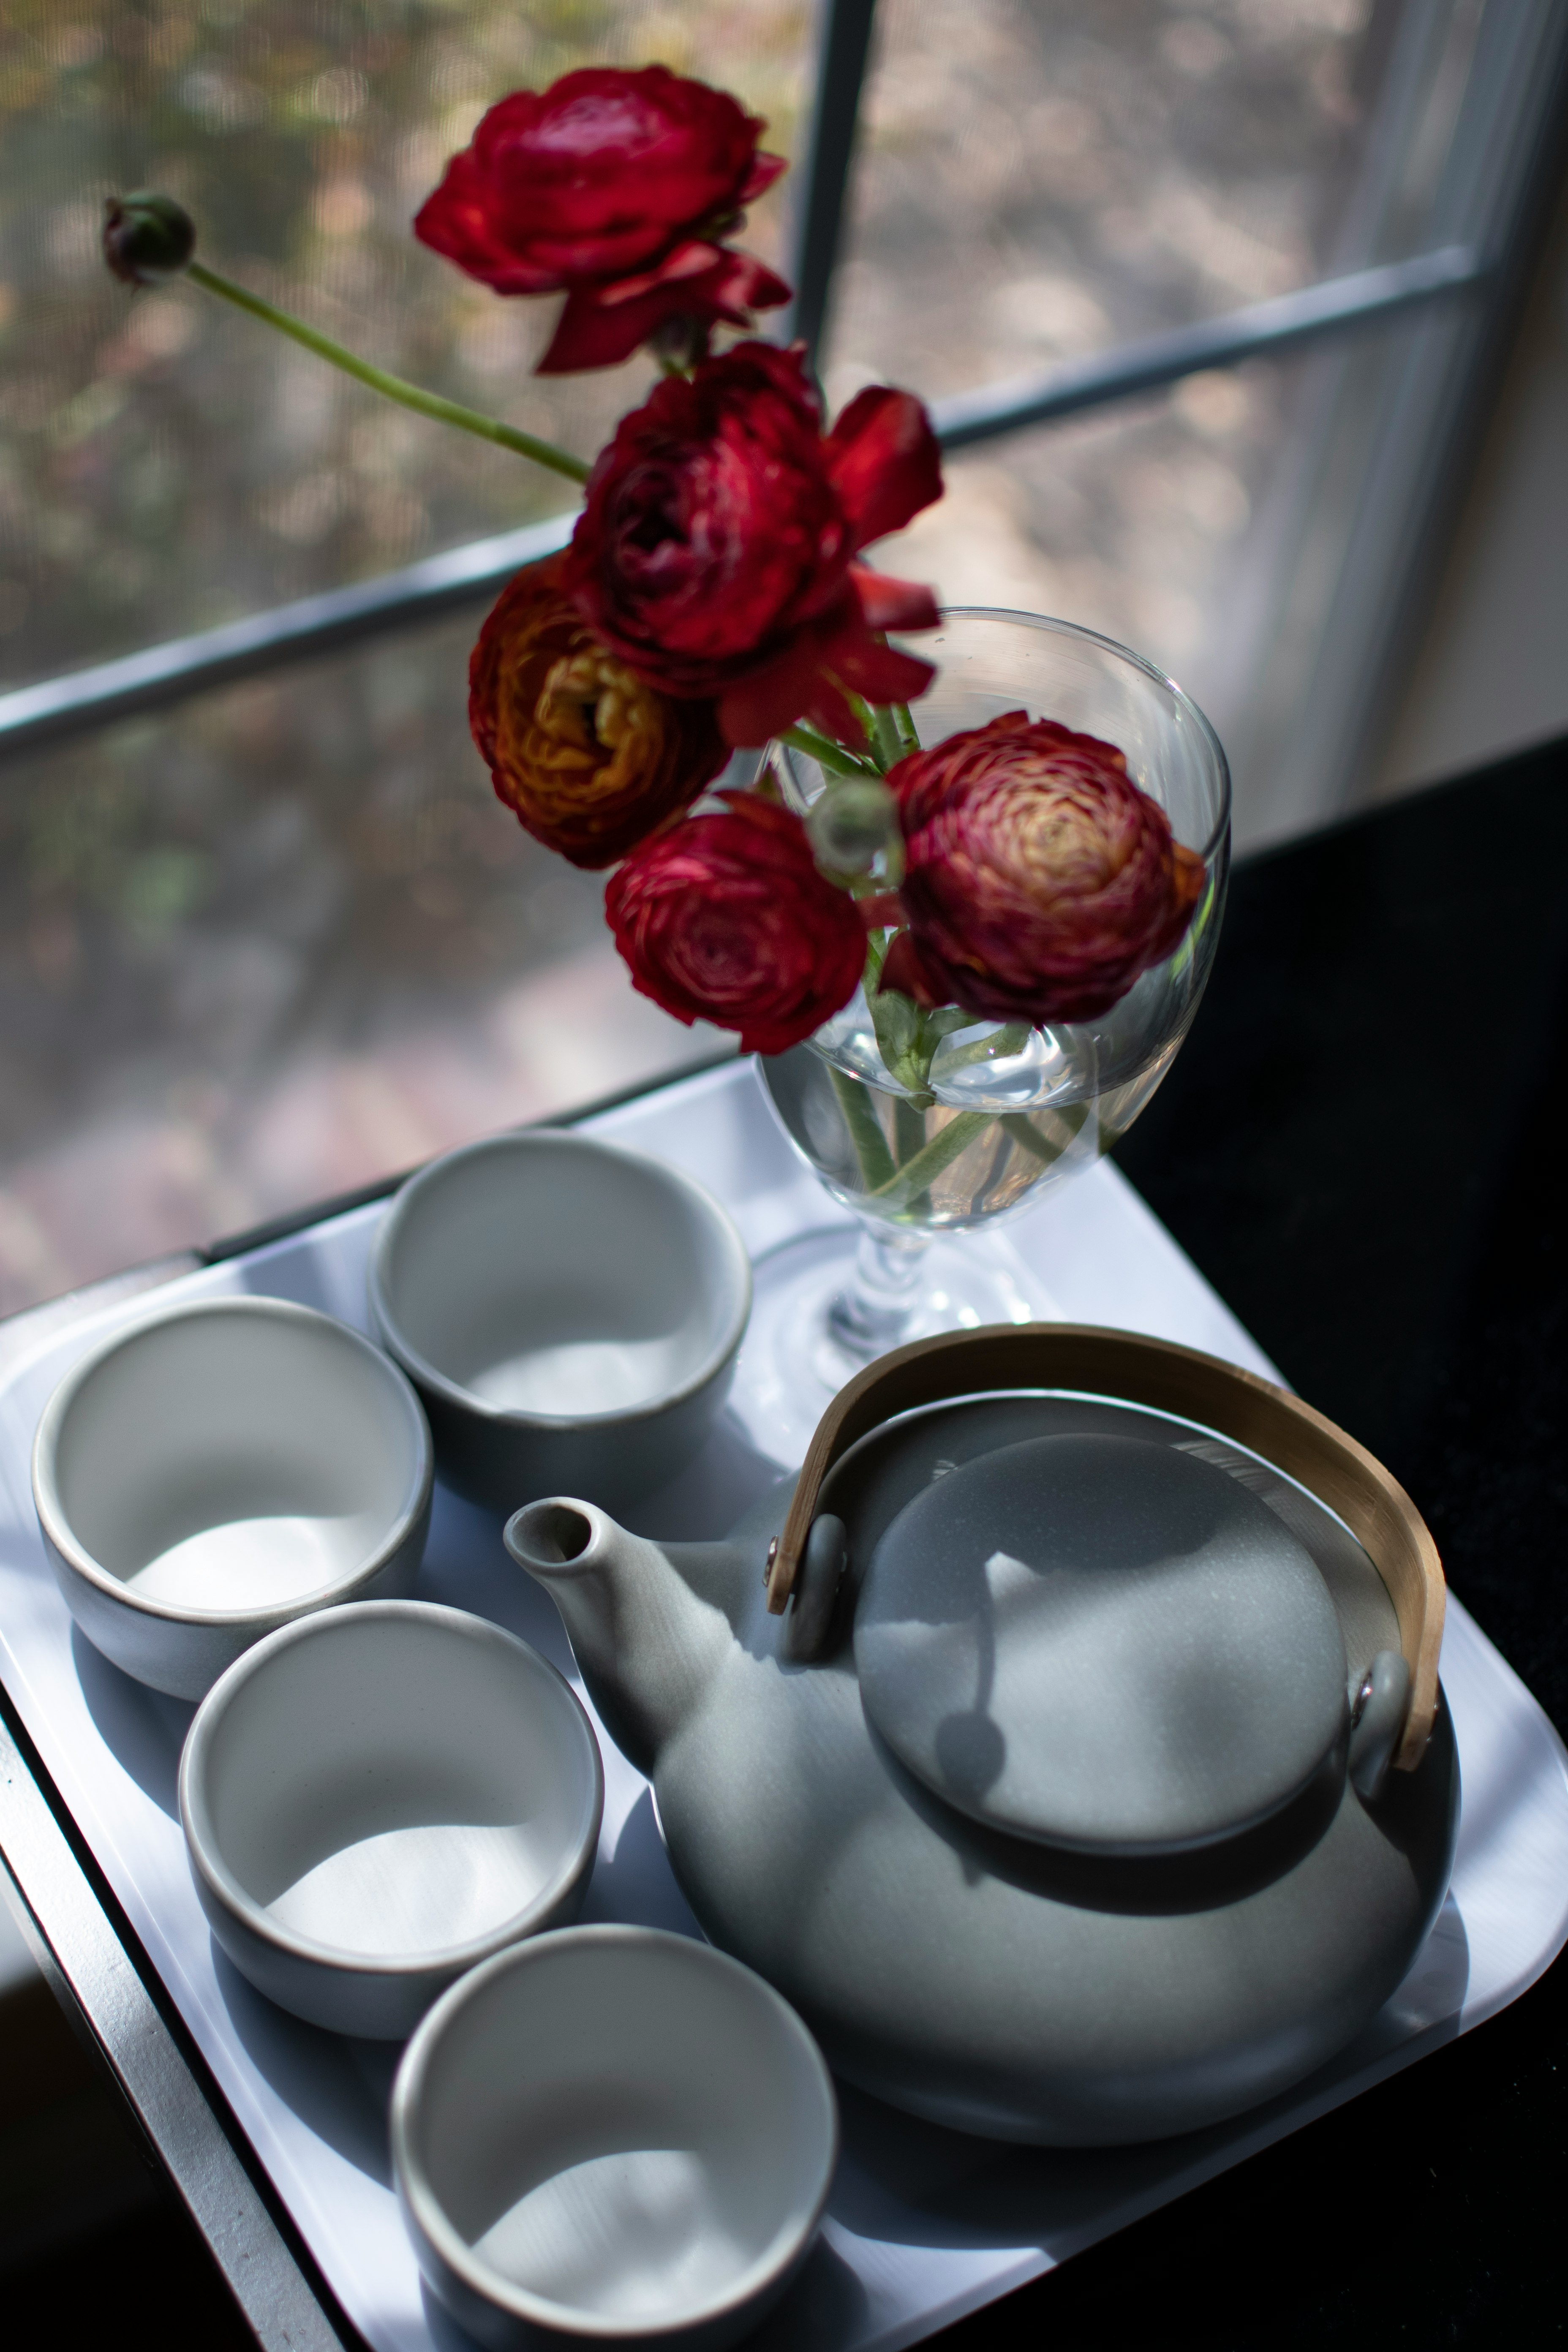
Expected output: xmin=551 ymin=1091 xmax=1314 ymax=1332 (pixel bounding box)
xmin=785 ymin=0 xmax=880 ymax=368
xmin=0 ymin=243 xmax=1492 ymax=765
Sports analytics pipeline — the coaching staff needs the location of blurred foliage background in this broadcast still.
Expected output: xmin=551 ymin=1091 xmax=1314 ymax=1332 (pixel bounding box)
xmin=0 ymin=0 xmax=807 ymax=678
xmin=0 ymin=0 xmax=1393 ymax=1310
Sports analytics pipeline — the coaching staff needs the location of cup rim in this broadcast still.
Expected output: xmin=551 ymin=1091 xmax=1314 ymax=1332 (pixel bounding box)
xmin=897 ymin=603 xmax=1234 ymax=863
xmin=30 ymin=1293 xmax=434 ymax=1629
xmin=179 ymin=1599 xmax=604 ymax=1981
xmin=391 ymin=1923 xmax=839 ymax=2340
xmin=367 ymin=1131 xmax=754 ymax=1433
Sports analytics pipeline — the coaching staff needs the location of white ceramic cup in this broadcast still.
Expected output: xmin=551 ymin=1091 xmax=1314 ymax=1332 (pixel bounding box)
xmin=392 ymin=1925 xmax=838 ymax=2351
xmin=32 ymin=1295 xmax=433 ymax=1699
xmin=180 ymin=1601 xmax=603 ymax=2039
xmin=368 ymin=1132 xmax=752 ymax=1516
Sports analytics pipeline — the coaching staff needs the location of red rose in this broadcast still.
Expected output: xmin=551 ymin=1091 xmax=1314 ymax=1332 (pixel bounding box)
xmin=890 ymin=713 xmax=1206 ymax=1025
xmin=468 ymin=560 xmax=726 ymax=868
xmin=604 ymin=793 xmax=866 ymax=1054
xmin=413 ymin=67 xmax=789 ymax=373
xmin=564 ymin=342 xmax=942 ymax=747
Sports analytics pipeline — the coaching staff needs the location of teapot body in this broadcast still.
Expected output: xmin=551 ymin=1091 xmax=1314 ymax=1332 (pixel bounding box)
xmin=517 ymin=1388 xmax=1459 ymax=2146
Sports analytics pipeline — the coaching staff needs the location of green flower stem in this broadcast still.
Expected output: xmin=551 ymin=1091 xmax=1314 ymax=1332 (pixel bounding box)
xmin=890 ymin=1092 xmax=934 ymax=1216
xmin=892 ymin=1093 xmax=928 ymax=1165
xmin=934 ymin=1021 xmax=1032 ymax=1076
xmin=869 ymin=702 xmax=904 ymax=771
xmin=779 ymin=724 xmax=882 ymax=781
xmin=891 ymin=700 xmax=921 ymax=756
xmin=1000 ymin=1105 xmax=1089 ymax=1165
xmin=867 ymin=1110 xmax=989 ymax=1204
xmin=185 ymin=260 xmax=592 ymax=485
xmin=828 ymin=1065 xmax=897 ymax=1192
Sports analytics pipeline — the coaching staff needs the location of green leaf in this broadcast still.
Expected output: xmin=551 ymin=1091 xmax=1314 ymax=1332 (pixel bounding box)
xmin=868 ymin=987 xmax=972 ymax=1103
xmin=868 ymin=985 xmax=926 ymax=1093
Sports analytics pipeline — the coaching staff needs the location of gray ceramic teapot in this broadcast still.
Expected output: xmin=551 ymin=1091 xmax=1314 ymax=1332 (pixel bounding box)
xmin=505 ymin=1326 xmax=1457 ymax=2147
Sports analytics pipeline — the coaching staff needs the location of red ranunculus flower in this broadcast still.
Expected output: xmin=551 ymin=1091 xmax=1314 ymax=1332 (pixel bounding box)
xmin=604 ymin=792 xmax=866 ymax=1054
xmin=468 ymin=559 xmax=727 ymax=868
xmin=890 ymin=713 xmax=1207 ymax=1025
xmin=413 ymin=67 xmax=789 ymax=373
xmin=564 ymin=342 xmax=942 ymax=748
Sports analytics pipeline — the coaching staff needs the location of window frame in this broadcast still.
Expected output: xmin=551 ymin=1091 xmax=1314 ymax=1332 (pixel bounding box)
xmin=0 ymin=0 xmax=1562 ymax=820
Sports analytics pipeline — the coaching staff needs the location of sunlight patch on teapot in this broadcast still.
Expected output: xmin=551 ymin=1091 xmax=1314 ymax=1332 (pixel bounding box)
xmin=854 ymin=1432 xmax=1349 ymax=1855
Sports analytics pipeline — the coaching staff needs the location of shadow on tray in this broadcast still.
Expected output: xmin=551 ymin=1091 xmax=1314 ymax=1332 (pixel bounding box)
xmin=71 ymin=1624 xmax=193 ymax=1819
xmin=416 ymin=2229 xmax=870 ymax=2352
xmin=411 ymin=1412 xmax=788 ymax=1670
xmin=212 ymin=1944 xmax=398 ymax=2187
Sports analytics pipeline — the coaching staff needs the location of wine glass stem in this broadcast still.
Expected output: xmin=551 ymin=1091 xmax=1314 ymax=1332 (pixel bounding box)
xmin=828 ymin=1223 xmax=933 ymax=1360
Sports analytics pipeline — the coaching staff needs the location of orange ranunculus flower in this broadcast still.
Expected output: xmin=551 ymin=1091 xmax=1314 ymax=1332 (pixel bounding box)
xmin=468 ymin=560 xmax=728 ymax=868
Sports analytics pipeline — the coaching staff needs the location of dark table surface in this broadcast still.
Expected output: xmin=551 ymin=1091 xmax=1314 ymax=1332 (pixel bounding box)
xmin=6 ymin=736 xmax=1567 ymax=2348
xmin=972 ymin=731 xmax=1568 ymax=2351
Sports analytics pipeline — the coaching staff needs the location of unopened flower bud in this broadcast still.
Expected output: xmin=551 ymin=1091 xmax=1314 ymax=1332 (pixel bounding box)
xmin=103 ymin=193 xmax=196 ymax=286
xmin=648 ymin=311 xmax=711 ymax=372
xmin=806 ymin=777 xmax=904 ymax=879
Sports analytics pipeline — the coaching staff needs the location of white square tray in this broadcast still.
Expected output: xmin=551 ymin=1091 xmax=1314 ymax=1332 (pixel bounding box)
xmin=2 ymin=1058 xmax=1565 ymax=2352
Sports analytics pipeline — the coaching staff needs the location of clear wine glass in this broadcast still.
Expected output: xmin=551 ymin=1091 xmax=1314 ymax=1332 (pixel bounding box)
xmin=727 ymin=608 xmax=1231 ymax=1460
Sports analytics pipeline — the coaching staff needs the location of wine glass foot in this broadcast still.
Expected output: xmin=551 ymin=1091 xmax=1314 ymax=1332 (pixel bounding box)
xmin=728 ymin=1225 xmax=1058 ymax=1465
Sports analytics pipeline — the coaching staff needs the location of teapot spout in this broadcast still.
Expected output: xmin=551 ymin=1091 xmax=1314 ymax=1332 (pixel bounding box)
xmin=505 ymin=1499 xmax=733 ymax=1778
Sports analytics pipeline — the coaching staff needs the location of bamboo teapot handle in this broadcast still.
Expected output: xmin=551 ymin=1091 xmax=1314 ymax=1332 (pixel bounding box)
xmin=766 ymin=1323 xmax=1443 ymax=1773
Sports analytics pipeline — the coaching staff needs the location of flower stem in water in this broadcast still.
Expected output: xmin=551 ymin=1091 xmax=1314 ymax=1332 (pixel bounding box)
xmin=1000 ymin=1105 xmax=1089 ymax=1164
xmin=867 ymin=1111 xmax=990 ymax=1207
xmin=891 ymin=1093 xmax=932 ymax=1214
xmin=828 ymin=1064 xmax=897 ymax=1192
xmin=868 ymin=702 xmax=905 ymax=772
xmin=934 ymin=1021 xmax=1033 ymax=1077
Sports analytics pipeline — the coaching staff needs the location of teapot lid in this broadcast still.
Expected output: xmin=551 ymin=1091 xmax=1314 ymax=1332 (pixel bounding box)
xmin=853 ymin=1432 xmax=1348 ymax=1854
